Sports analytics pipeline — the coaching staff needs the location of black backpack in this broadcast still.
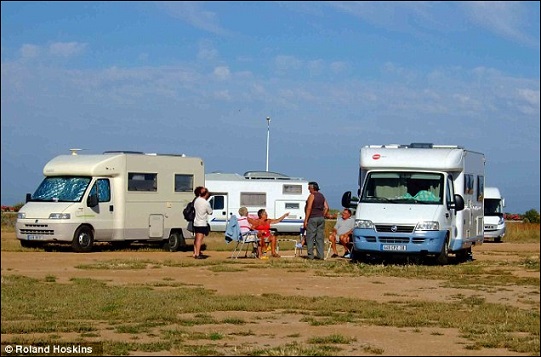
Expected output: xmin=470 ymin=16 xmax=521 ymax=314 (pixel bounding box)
xmin=183 ymin=199 xmax=196 ymax=221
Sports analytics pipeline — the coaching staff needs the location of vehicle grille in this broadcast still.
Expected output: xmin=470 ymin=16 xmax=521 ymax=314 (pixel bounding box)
xmin=378 ymin=237 xmax=410 ymax=244
xmin=375 ymin=225 xmax=415 ymax=233
xmin=20 ymin=224 xmax=54 ymax=235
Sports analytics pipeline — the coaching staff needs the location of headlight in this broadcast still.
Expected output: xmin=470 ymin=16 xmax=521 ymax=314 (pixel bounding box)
xmin=416 ymin=221 xmax=439 ymax=231
xmin=17 ymin=212 xmax=26 ymax=219
xmin=355 ymin=219 xmax=374 ymax=229
xmin=49 ymin=213 xmax=71 ymax=219
xmin=498 ymin=216 xmax=505 ymax=225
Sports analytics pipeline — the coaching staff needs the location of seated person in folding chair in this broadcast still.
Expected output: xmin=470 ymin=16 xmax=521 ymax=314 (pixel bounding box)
xmin=249 ymin=209 xmax=289 ymax=258
xmin=237 ymin=207 xmax=254 ymax=234
xmin=328 ymin=208 xmax=355 ymax=258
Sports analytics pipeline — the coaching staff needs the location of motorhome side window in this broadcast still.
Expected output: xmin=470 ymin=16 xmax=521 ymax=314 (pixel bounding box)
xmin=477 ymin=175 xmax=484 ymax=201
xmin=89 ymin=179 xmax=111 ymax=202
xmin=285 ymin=203 xmax=300 ymax=209
xmin=209 ymin=196 xmax=224 ymax=210
xmin=128 ymin=173 xmax=157 ymax=192
xmin=240 ymin=192 xmax=266 ymax=207
xmin=464 ymin=174 xmax=474 ymax=195
xmin=283 ymin=184 xmax=303 ymax=194
xmin=174 ymin=174 xmax=193 ymax=192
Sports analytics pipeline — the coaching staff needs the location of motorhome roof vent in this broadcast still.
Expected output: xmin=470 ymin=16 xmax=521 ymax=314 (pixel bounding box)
xmin=244 ymin=171 xmax=290 ymax=180
xmin=409 ymin=143 xmax=433 ymax=148
xmin=103 ymin=151 xmax=145 ymax=155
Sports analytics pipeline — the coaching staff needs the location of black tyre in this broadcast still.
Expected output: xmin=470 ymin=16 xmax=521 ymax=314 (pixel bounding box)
xmin=72 ymin=226 xmax=94 ymax=253
xmin=166 ymin=232 xmax=185 ymax=252
xmin=350 ymin=249 xmax=366 ymax=263
xmin=455 ymin=248 xmax=471 ymax=262
xmin=436 ymin=236 xmax=449 ymax=265
xmin=494 ymin=237 xmax=502 ymax=243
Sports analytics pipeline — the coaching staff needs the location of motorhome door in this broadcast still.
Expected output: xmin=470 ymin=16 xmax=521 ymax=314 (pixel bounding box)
xmin=84 ymin=178 xmax=115 ymax=240
xmin=208 ymin=194 xmax=228 ymax=231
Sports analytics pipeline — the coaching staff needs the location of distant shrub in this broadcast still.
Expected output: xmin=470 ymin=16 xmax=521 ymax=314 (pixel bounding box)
xmin=523 ymin=209 xmax=540 ymax=223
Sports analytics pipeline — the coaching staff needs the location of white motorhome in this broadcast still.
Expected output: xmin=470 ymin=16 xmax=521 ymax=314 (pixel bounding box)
xmin=342 ymin=143 xmax=485 ymax=264
xmin=484 ymin=186 xmax=506 ymax=242
xmin=16 ymin=151 xmax=204 ymax=252
xmin=205 ymin=171 xmax=309 ymax=234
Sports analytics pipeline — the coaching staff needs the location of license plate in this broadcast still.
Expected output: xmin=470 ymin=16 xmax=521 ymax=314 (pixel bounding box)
xmin=381 ymin=244 xmax=407 ymax=251
xmin=27 ymin=235 xmax=44 ymax=241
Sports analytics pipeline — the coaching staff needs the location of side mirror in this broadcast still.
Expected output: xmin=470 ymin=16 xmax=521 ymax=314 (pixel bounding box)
xmin=452 ymin=194 xmax=464 ymax=211
xmin=341 ymin=191 xmax=352 ymax=208
xmin=25 ymin=193 xmax=32 ymax=203
xmin=87 ymin=194 xmax=98 ymax=207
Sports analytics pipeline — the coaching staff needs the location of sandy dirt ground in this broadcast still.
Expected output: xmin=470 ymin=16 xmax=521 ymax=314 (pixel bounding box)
xmin=1 ymin=232 xmax=539 ymax=356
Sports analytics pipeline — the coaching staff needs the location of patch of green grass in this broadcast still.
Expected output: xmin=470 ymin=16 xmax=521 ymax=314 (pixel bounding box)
xmin=308 ymin=334 xmax=356 ymax=344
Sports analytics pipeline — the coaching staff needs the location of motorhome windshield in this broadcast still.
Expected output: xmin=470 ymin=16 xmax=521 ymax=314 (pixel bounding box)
xmin=484 ymin=199 xmax=503 ymax=217
xmin=361 ymin=172 xmax=444 ymax=204
xmin=32 ymin=176 xmax=91 ymax=202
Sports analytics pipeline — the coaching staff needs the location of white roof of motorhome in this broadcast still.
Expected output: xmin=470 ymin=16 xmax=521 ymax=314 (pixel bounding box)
xmin=43 ymin=152 xmax=199 ymax=176
xmin=206 ymin=171 xmax=306 ymax=182
xmin=484 ymin=187 xmax=502 ymax=199
xmin=360 ymin=144 xmax=485 ymax=171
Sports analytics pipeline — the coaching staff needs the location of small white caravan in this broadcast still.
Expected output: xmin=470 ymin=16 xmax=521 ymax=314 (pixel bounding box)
xmin=483 ymin=187 xmax=506 ymax=242
xmin=16 ymin=151 xmax=204 ymax=252
xmin=342 ymin=143 xmax=485 ymax=264
xmin=205 ymin=171 xmax=309 ymax=234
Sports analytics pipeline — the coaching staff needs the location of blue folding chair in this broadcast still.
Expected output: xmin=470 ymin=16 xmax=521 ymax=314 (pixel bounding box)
xmin=225 ymin=215 xmax=259 ymax=258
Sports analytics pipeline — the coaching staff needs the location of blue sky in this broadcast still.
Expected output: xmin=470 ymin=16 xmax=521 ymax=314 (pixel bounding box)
xmin=1 ymin=1 xmax=539 ymax=213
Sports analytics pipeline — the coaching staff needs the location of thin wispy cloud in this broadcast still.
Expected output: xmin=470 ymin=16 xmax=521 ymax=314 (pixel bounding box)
xmin=463 ymin=1 xmax=539 ymax=48
xmin=49 ymin=42 xmax=87 ymax=57
xmin=159 ymin=1 xmax=231 ymax=36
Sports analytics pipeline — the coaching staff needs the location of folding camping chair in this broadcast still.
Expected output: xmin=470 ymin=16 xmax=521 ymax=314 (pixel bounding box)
xmin=232 ymin=230 xmax=259 ymax=258
xmin=295 ymin=227 xmax=332 ymax=259
xmin=225 ymin=215 xmax=259 ymax=259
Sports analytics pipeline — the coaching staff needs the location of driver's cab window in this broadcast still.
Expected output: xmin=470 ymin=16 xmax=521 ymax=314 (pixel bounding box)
xmin=89 ymin=179 xmax=111 ymax=202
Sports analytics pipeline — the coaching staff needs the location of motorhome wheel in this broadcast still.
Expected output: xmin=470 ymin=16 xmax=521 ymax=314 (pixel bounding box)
xmin=72 ymin=226 xmax=94 ymax=253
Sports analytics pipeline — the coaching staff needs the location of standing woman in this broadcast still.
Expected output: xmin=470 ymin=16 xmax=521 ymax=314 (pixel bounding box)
xmin=303 ymin=181 xmax=329 ymax=260
xmin=193 ymin=187 xmax=212 ymax=259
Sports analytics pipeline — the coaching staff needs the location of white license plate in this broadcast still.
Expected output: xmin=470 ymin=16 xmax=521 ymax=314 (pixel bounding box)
xmin=27 ymin=235 xmax=44 ymax=240
xmin=382 ymin=244 xmax=407 ymax=251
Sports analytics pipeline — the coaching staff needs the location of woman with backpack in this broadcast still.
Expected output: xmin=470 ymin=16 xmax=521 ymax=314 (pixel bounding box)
xmin=193 ymin=187 xmax=212 ymax=259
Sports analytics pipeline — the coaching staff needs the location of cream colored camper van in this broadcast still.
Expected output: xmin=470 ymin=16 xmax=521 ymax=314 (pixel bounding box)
xmin=16 ymin=151 xmax=204 ymax=252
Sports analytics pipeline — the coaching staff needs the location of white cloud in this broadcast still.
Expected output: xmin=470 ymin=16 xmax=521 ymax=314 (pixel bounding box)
xmin=198 ymin=40 xmax=219 ymax=61
xmin=48 ymin=42 xmax=87 ymax=57
xmin=213 ymin=90 xmax=231 ymax=100
xmin=213 ymin=66 xmax=231 ymax=80
xmin=159 ymin=2 xmax=230 ymax=36
xmin=20 ymin=44 xmax=40 ymax=59
xmin=463 ymin=2 xmax=539 ymax=48
xmin=274 ymin=55 xmax=303 ymax=74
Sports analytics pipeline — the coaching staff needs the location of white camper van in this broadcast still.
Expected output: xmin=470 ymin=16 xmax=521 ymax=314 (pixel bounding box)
xmin=205 ymin=171 xmax=309 ymax=234
xmin=16 ymin=151 xmax=204 ymax=252
xmin=342 ymin=143 xmax=485 ymax=264
xmin=484 ymin=187 xmax=506 ymax=242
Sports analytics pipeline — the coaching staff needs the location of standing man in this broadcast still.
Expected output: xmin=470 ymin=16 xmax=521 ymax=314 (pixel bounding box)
xmin=303 ymin=181 xmax=329 ymax=260
xmin=193 ymin=187 xmax=212 ymax=259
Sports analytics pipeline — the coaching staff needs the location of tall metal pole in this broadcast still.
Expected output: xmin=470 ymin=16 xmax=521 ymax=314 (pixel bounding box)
xmin=266 ymin=117 xmax=271 ymax=172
